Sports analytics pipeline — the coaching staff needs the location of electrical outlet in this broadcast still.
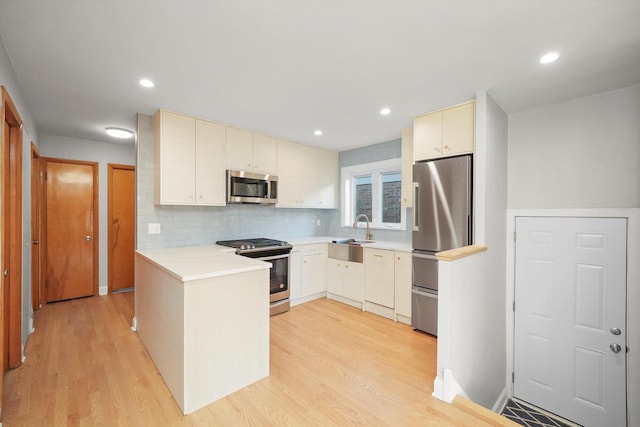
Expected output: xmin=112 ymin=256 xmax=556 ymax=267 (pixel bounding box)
xmin=148 ymin=223 xmax=161 ymax=234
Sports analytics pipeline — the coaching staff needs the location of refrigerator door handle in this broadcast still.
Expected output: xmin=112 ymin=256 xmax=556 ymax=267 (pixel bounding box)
xmin=412 ymin=252 xmax=438 ymax=260
xmin=413 ymin=182 xmax=419 ymax=231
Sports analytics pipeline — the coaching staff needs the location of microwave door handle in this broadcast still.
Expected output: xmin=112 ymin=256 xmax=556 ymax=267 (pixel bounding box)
xmin=413 ymin=182 xmax=419 ymax=232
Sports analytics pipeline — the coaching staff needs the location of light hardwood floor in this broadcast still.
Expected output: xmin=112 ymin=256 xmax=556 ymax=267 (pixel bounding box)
xmin=2 ymin=293 xmax=516 ymax=426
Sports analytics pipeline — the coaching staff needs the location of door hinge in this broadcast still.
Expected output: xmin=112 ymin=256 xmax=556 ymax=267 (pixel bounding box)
xmin=513 ymin=300 xmax=515 ymax=312
xmin=513 ymin=230 xmax=516 ymax=241
xmin=512 ymin=372 xmax=515 ymax=383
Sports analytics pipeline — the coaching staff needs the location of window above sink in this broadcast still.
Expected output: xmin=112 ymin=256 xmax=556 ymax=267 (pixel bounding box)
xmin=341 ymin=158 xmax=407 ymax=231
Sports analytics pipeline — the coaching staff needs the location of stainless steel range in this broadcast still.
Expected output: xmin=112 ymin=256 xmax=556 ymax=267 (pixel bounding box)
xmin=216 ymin=238 xmax=292 ymax=316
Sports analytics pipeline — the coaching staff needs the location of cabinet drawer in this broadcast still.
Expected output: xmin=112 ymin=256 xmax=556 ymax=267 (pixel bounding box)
xmin=297 ymin=243 xmax=327 ymax=256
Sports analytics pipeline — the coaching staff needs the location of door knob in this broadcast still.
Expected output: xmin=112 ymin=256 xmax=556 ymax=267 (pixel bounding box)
xmin=610 ymin=327 xmax=621 ymax=335
xmin=610 ymin=343 xmax=622 ymax=353
xmin=85 ymin=236 xmax=92 ymax=241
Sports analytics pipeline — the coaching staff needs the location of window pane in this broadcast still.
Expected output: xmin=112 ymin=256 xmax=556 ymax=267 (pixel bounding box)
xmin=382 ymin=172 xmax=401 ymax=223
xmin=355 ymin=174 xmax=372 ymax=220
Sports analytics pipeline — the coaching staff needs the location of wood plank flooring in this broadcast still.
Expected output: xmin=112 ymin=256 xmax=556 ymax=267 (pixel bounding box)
xmin=2 ymin=293 xmax=516 ymax=426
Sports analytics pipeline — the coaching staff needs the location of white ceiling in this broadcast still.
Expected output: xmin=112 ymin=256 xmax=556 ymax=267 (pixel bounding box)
xmin=0 ymin=1 xmax=639 ymax=151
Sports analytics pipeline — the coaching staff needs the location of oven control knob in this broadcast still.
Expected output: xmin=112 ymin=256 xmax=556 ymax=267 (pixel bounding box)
xmin=239 ymin=244 xmax=246 ymax=250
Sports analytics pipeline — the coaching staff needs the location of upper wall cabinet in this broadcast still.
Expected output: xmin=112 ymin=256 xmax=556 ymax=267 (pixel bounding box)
xmin=276 ymin=139 xmax=338 ymax=209
xmin=413 ymin=101 xmax=475 ymax=161
xmin=154 ymin=109 xmax=226 ymax=206
xmin=226 ymin=127 xmax=277 ymax=174
xmin=401 ymin=127 xmax=413 ymax=208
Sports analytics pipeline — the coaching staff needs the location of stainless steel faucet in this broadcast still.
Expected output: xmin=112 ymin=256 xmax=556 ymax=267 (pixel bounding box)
xmin=353 ymin=213 xmax=373 ymax=241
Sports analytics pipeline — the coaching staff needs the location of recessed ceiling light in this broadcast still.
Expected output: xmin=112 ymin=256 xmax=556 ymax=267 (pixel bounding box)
xmin=539 ymin=52 xmax=559 ymax=64
xmin=314 ymin=130 xmax=323 ymax=136
xmin=380 ymin=107 xmax=391 ymax=116
xmin=139 ymin=78 xmax=155 ymax=88
xmin=106 ymin=127 xmax=134 ymax=139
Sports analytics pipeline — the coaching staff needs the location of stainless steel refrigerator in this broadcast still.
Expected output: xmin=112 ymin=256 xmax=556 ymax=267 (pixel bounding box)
xmin=412 ymin=154 xmax=472 ymax=335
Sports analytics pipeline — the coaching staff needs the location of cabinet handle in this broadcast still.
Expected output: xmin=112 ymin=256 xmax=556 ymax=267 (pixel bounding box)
xmin=444 ymin=145 xmax=449 ymax=150
xmin=397 ymin=256 xmax=400 ymax=260
xmin=374 ymin=254 xmax=383 ymax=258
xmin=345 ymin=265 xmax=348 ymax=269
xmin=434 ymin=147 xmax=440 ymax=152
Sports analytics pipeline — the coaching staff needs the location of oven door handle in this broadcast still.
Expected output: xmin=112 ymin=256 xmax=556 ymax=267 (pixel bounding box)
xmin=259 ymin=253 xmax=291 ymax=261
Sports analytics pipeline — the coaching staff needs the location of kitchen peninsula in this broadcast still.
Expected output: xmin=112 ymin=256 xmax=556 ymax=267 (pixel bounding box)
xmin=134 ymin=245 xmax=271 ymax=414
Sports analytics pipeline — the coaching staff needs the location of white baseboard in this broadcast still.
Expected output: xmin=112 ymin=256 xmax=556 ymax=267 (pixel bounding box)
xmin=492 ymin=386 xmax=509 ymax=413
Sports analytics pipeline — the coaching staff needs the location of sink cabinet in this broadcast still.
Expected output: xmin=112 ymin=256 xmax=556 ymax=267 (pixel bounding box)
xmin=327 ymin=258 xmax=364 ymax=308
xmin=413 ymin=101 xmax=475 ymax=161
xmin=154 ymin=109 xmax=226 ymax=206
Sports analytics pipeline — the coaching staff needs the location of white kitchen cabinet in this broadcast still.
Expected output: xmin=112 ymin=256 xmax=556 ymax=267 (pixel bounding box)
xmin=401 ymin=127 xmax=414 ymax=208
xmin=413 ymin=100 xmax=475 ymax=161
xmin=195 ymin=119 xmax=226 ymax=204
xmin=225 ymin=127 xmax=277 ymax=173
xmin=289 ymin=247 xmax=302 ymax=302
xmin=154 ymin=109 xmax=225 ymax=206
xmin=276 ymin=140 xmax=338 ymax=209
xmin=326 ymin=258 xmax=364 ymax=307
xmin=293 ymin=243 xmax=327 ymax=304
xmin=364 ymin=248 xmax=395 ymax=309
xmin=394 ymin=251 xmax=412 ymax=324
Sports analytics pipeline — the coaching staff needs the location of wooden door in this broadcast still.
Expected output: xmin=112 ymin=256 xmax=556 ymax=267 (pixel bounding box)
xmin=108 ymin=164 xmax=135 ymax=292
xmin=31 ymin=145 xmax=42 ymax=310
xmin=44 ymin=159 xmax=98 ymax=302
xmin=1 ymin=86 xmax=24 ymax=413
xmin=514 ymin=216 xmax=627 ymax=427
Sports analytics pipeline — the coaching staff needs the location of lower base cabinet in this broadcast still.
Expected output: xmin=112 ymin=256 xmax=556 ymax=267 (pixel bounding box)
xmin=327 ymin=258 xmax=364 ymax=307
xmin=290 ymin=243 xmax=327 ymax=306
xmin=394 ymin=251 xmax=412 ymax=324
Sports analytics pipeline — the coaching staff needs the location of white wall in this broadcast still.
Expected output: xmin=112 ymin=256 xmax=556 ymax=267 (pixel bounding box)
xmin=1 ymin=36 xmax=40 ymax=351
xmin=508 ymin=85 xmax=640 ymax=209
xmin=506 ymin=85 xmax=640 ymax=427
xmin=434 ymin=91 xmax=509 ymax=409
xmin=39 ymin=134 xmax=135 ymax=295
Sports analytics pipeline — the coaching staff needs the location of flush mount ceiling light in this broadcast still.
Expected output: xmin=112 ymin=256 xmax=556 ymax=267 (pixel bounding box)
xmin=139 ymin=78 xmax=155 ymax=88
xmin=539 ymin=51 xmax=559 ymax=64
xmin=106 ymin=127 xmax=134 ymax=139
xmin=380 ymin=107 xmax=391 ymax=116
xmin=314 ymin=129 xmax=323 ymax=136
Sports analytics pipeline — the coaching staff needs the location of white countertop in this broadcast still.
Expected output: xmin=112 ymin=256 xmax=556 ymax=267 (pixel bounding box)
xmin=136 ymin=245 xmax=270 ymax=282
xmin=287 ymin=236 xmax=412 ymax=252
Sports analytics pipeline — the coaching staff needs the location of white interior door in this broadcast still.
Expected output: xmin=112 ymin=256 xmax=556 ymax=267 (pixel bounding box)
xmin=514 ymin=216 xmax=627 ymax=427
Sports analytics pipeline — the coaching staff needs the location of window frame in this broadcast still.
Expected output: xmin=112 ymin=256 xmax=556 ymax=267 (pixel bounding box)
xmin=341 ymin=158 xmax=406 ymax=231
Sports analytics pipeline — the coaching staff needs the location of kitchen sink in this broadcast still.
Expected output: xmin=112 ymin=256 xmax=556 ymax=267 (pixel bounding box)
xmin=328 ymin=238 xmax=375 ymax=263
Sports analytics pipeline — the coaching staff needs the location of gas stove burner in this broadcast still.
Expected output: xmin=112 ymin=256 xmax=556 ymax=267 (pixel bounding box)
xmin=216 ymin=238 xmax=292 ymax=255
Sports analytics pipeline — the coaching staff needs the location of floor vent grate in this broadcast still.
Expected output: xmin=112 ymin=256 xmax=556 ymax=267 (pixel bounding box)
xmin=500 ymin=399 xmax=579 ymax=427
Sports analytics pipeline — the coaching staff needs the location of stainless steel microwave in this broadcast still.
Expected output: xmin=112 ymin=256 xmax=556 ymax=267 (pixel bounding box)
xmin=226 ymin=169 xmax=278 ymax=204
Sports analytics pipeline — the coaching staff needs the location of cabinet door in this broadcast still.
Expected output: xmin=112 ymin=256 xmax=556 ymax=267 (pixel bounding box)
xmin=442 ymin=101 xmax=474 ymax=155
xmin=326 ymin=258 xmax=343 ymax=295
xmin=364 ymin=248 xmax=395 ymax=308
xmin=314 ymin=149 xmax=338 ymax=209
xmin=155 ymin=110 xmax=196 ymax=204
xmin=401 ymin=127 xmax=413 ymax=208
xmin=301 ymin=252 xmax=326 ymax=296
xmin=394 ymin=251 xmax=412 ymax=318
xmin=225 ymin=127 xmax=253 ymax=170
xmin=289 ymin=249 xmax=302 ymax=301
xmin=343 ymin=261 xmax=364 ymax=302
xmin=276 ymin=139 xmax=304 ymax=208
xmin=413 ymin=111 xmax=442 ymax=161
xmin=252 ymin=133 xmax=277 ymax=173
xmin=195 ymin=119 xmax=226 ymax=205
